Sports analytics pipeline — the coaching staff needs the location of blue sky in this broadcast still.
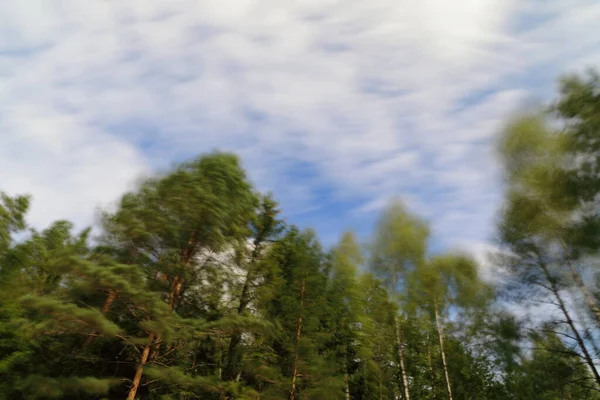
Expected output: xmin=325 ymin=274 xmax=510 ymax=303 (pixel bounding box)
xmin=1 ymin=0 xmax=599 ymax=273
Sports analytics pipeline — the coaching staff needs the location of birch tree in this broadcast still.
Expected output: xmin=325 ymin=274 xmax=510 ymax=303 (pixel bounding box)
xmin=370 ymin=200 xmax=429 ymax=400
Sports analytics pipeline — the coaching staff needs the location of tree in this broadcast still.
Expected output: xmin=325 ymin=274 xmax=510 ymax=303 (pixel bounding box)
xmin=553 ymin=71 xmax=600 ymax=324
xmin=222 ymin=193 xmax=285 ymax=382
xmin=496 ymin=113 xmax=600 ymax=387
xmin=0 ymin=212 xmax=143 ymax=398
xmin=325 ymin=232 xmax=364 ymax=400
xmin=98 ymin=152 xmax=260 ymax=399
xmin=408 ymin=253 xmax=491 ymax=400
xmin=370 ymin=200 xmax=429 ymax=400
xmin=352 ymin=273 xmax=399 ymax=400
xmin=511 ymin=330 xmax=600 ymax=400
xmin=260 ymin=227 xmax=342 ymax=399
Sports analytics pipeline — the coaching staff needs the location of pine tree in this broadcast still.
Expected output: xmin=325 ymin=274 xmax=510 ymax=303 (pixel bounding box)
xmin=353 ymin=273 xmax=401 ymax=400
xmin=260 ymin=227 xmax=340 ymax=399
xmin=0 ymin=210 xmax=140 ymax=398
xmin=98 ymin=151 xmax=260 ymax=399
xmin=222 ymin=193 xmax=285 ymax=383
xmin=324 ymin=232 xmax=365 ymax=400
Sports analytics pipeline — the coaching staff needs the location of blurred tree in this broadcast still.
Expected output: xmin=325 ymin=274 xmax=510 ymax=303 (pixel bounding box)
xmin=370 ymin=200 xmax=429 ymax=400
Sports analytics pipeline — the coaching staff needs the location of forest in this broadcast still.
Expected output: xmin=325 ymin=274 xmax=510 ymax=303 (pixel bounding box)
xmin=0 ymin=71 xmax=599 ymax=400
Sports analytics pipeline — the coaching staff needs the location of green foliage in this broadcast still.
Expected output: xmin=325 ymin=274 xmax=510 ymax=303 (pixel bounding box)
xmin=554 ymin=70 xmax=600 ymax=203
xmin=496 ymin=69 xmax=600 ymax=398
xmin=508 ymin=331 xmax=600 ymax=400
xmin=17 ymin=376 xmax=118 ymax=399
xmin=371 ymin=200 xmax=429 ymax=293
xmin=0 ymin=192 xmax=29 ymax=255
xmin=410 ymin=253 xmax=490 ymax=312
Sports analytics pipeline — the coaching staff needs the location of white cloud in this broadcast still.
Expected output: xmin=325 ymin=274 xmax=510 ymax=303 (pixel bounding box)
xmin=0 ymin=103 xmax=147 ymax=229
xmin=0 ymin=0 xmax=598 ymax=249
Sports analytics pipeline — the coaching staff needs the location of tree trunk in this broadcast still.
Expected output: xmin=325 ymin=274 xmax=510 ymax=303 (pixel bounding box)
xmin=344 ymin=340 xmax=351 ymax=400
xmin=379 ymin=369 xmax=383 ymax=400
xmin=167 ymin=231 xmax=197 ymax=310
xmin=223 ymin=267 xmax=254 ymax=380
xmin=217 ymin=343 xmax=223 ymax=380
xmin=390 ymin=266 xmax=411 ymax=400
xmin=427 ymin=333 xmax=436 ymax=399
xmin=127 ymin=332 xmax=155 ymax=400
xmin=86 ymin=248 xmax=140 ymax=347
xmin=150 ymin=277 xmax=181 ymax=362
xmin=572 ymin=301 xmax=600 ymax=358
xmin=394 ymin=316 xmax=411 ymax=400
xmin=290 ymin=278 xmax=306 ymax=400
xmin=567 ymin=262 xmax=600 ymax=326
xmin=540 ymin=261 xmax=600 ymax=385
xmin=151 ymin=235 xmax=196 ymax=361
xmin=223 ymin=331 xmax=242 ymax=381
xmin=84 ymin=288 xmax=118 ymax=346
xmin=168 ymin=275 xmax=184 ymax=309
xmin=434 ymin=301 xmax=453 ymax=400
xmin=344 ymin=372 xmax=351 ymax=400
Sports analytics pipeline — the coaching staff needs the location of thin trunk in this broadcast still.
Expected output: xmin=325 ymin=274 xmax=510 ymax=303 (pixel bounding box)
xmin=567 ymin=262 xmax=600 ymax=326
xmin=151 ymin=278 xmax=183 ymax=362
xmin=573 ymin=301 xmax=600 ymax=358
xmin=289 ymin=278 xmax=306 ymax=400
xmin=101 ymin=289 xmax=117 ymax=313
xmin=84 ymin=248 xmax=139 ymax=346
xmin=167 ymin=231 xmax=197 ymax=310
xmin=127 ymin=332 xmax=155 ymax=400
xmin=223 ymin=267 xmax=254 ymax=380
xmin=394 ymin=316 xmax=411 ymax=400
xmin=167 ymin=275 xmax=183 ymax=309
xmin=375 ymin=339 xmax=384 ymax=400
xmin=540 ymin=262 xmax=600 ymax=386
xmin=151 ymin=235 xmax=196 ymax=361
xmin=344 ymin=373 xmax=351 ymax=400
xmin=150 ymin=277 xmax=180 ymax=362
xmin=217 ymin=343 xmax=223 ymax=380
xmin=344 ymin=341 xmax=351 ymax=400
xmin=434 ymin=301 xmax=453 ymax=400
xmin=427 ymin=333 xmax=436 ymax=399
xmin=84 ymin=289 xmax=118 ymax=347
xmin=390 ymin=266 xmax=411 ymax=400
xmin=379 ymin=370 xmax=383 ymax=400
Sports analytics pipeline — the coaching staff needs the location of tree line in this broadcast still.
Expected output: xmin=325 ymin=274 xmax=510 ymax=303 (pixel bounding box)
xmin=0 ymin=70 xmax=599 ymax=399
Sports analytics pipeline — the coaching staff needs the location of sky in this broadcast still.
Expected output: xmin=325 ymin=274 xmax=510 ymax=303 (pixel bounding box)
xmin=1 ymin=1 xmax=599 ymax=274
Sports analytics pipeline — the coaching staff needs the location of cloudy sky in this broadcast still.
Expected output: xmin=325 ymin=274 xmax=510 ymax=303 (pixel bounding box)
xmin=1 ymin=1 xmax=599 ymax=261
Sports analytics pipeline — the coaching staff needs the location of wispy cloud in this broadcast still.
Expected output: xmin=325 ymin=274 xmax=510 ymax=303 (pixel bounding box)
xmin=0 ymin=0 xmax=598 ymax=252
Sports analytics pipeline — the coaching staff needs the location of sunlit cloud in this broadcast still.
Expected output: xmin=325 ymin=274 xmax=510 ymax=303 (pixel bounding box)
xmin=0 ymin=0 xmax=599 ymax=254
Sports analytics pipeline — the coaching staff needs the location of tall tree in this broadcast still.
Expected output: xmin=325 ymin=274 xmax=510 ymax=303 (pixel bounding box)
xmin=512 ymin=330 xmax=600 ymax=400
xmin=261 ymin=227 xmax=341 ymax=400
xmin=353 ymin=273 xmax=399 ymax=400
xmin=99 ymin=152 xmax=259 ymax=399
xmin=0 ymin=212 xmax=151 ymax=399
xmin=370 ymin=200 xmax=429 ymax=400
xmin=497 ymin=114 xmax=600 ymax=387
xmin=222 ymin=193 xmax=285 ymax=382
xmin=553 ymin=71 xmax=600 ymax=322
xmin=325 ymin=232 xmax=364 ymax=400
xmin=408 ymin=253 xmax=490 ymax=400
